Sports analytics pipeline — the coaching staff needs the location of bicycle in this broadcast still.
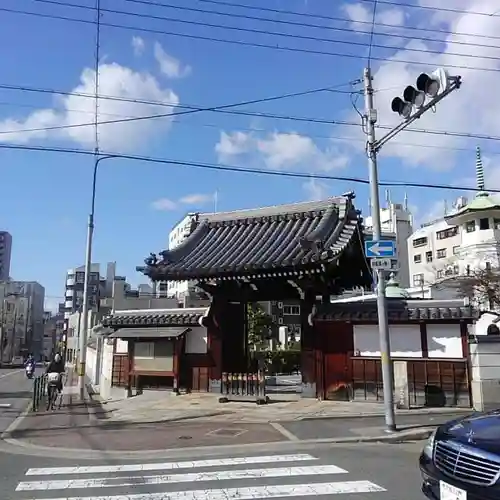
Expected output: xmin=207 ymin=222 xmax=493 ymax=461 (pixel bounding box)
xmin=46 ymin=372 xmax=65 ymax=411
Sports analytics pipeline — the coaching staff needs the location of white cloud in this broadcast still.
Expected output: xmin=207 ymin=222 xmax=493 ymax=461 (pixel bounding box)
xmin=303 ymin=178 xmax=330 ymax=200
xmin=151 ymin=198 xmax=178 ymax=211
xmin=341 ymin=0 xmax=500 ymax=169
xmin=341 ymin=2 xmax=407 ymax=34
xmin=179 ymin=193 xmax=215 ymax=205
xmin=132 ymin=36 xmax=145 ymax=56
xmin=151 ymin=193 xmax=215 ymax=211
xmin=215 ymin=130 xmax=349 ymax=171
xmin=154 ymin=42 xmax=191 ymax=79
xmin=0 ymin=62 xmax=180 ymax=152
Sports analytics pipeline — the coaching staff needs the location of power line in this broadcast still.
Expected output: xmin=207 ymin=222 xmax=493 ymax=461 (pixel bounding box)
xmin=3 ymin=78 xmax=500 ymax=143
xmin=4 ymin=4 xmax=500 ymax=74
xmin=2 ymin=96 xmax=500 ymax=157
xmin=0 ymin=80 xmax=360 ymax=136
xmin=196 ymin=0 xmax=500 ymax=43
xmin=114 ymin=0 xmax=500 ymax=55
xmin=0 ymin=141 xmax=497 ymax=193
xmin=360 ymin=0 xmax=500 ymax=18
xmin=31 ymin=0 xmax=500 ymax=68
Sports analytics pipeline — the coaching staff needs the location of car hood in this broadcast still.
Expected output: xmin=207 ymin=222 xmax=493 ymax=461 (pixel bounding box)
xmin=439 ymin=410 xmax=500 ymax=454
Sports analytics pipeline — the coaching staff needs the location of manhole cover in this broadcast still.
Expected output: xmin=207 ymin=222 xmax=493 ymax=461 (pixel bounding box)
xmin=178 ymin=435 xmax=192 ymax=440
xmin=207 ymin=428 xmax=247 ymax=437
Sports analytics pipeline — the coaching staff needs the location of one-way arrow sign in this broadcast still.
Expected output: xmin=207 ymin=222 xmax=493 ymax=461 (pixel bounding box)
xmin=365 ymin=240 xmax=396 ymax=258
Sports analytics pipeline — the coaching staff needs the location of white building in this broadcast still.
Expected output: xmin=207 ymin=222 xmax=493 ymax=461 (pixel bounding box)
xmin=364 ymin=194 xmax=413 ymax=288
xmin=0 ymin=281 xmax=45 ymax=361
xmin=165 ymin=213 xmax=198 ymax=299
xmin=407 ymin=147 xmax=500 ymax=302
xmin=0 ymin=231 xmax=12 ymax=281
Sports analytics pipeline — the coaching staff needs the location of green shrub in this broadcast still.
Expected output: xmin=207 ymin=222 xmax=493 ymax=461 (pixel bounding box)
xmin=249 ymin=349 xmax=300 ymax=375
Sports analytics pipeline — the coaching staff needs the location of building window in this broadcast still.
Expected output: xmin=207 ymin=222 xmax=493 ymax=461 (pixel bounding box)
xmin=412 ymin=237 xmax=428 ymax=247
xmin=486 ymin=261 xmax=492 ymax=271
xmin=76 ymin=272 xmax=85 ymax=283
xmin=480 ymin=218 xmax=490 ymax=230
xmin=437 ymin=270 xmax=444 ymax=279
xmin=436 ymin=227 xmax=458 ymax=239
xmin=413 ymin=274 xmax=424 ymax=286
xmin=277 ymin=302 xmax=283 ymax=309
xmin=426 ymin=251 xmax=433 ymax=263
xmin=283 ymin=305 xmax=300 ymax=315
xmin=453 ymin=265 xmax=460 ymax=275
xmin=413 ymin=254 xmax=422 ymax=263
xmin=494 ymin=218 xmax=500 ymax=229
xmin=278 ymin=317 xmax=283 ymax=325
xmin=453 ymin=246 xmax=460 ymax=255
xmin=465 ymin=221 xmax=476 ymax=233
xmin=436 ymin=248 xmax=447 ymax=259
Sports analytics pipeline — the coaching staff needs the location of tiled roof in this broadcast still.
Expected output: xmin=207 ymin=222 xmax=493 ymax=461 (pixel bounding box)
xmin=138 ymin=195 xmax=363 ymax=281
xmin=101 ymin=307 xmax=208 ymax=327
xmin=108 ymin=327 xmax=190 ymax=339
xmin=314 ymin=300 xmax=476 ymax=322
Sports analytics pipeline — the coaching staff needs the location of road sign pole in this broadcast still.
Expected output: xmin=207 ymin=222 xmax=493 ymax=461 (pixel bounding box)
xmin=364 ymin=67 xmax=396 ymax=432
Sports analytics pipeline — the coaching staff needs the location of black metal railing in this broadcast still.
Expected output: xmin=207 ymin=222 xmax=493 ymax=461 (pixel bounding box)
xmin=220 ymin=371 xmax=267 ymax=403
xmin=32 ymin=375 xmax=47 ymax=412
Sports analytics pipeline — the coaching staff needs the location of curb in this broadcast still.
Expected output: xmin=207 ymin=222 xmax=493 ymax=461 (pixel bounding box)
xmin=0 ymin=426 xmax=434 ymax=460
xmin=0 ymin=400 xmax=34 ymax=440
xmin=83 ymin=407 xmax=472 ymax=427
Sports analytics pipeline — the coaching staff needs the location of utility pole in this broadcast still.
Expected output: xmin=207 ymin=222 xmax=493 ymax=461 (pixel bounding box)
xmin=362 ymin=66 xmax=461 ymax=433
xmin=364 ymin=67 xmax=396 ymax=432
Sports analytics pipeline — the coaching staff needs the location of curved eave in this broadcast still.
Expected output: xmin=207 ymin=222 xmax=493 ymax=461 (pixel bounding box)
xmin=445 ymin=206 xmax=500 ymax=225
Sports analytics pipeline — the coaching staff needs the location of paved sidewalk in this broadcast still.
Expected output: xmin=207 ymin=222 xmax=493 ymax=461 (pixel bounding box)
xmin=93 ymin=390 xmax=473 ymax=425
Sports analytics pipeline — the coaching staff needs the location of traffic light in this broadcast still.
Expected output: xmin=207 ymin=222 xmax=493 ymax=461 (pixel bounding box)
xmin=391 ymin=68 xmax=451 ymax=118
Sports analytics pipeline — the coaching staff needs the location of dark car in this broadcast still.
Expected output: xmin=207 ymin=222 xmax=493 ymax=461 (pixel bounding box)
xmin=420 ymin=410 xmax=500 ymax=500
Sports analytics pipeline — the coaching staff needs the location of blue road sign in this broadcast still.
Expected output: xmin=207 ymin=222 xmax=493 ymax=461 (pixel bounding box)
xmin=365 ymin=240 xmax=396 ymax=258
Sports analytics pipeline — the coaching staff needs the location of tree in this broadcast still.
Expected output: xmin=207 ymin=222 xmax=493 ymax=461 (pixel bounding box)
xmin=430 ymin=251 xmax=500 ymax=310
xmin=247 ymin=302 xmax=273 ymax=350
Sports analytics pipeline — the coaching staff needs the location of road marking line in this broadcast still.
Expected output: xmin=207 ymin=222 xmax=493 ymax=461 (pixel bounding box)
xmin=269 ymin=422 xmax=300 ymax=441
xmin=0 ymin=369 xmax=23 ymax=379
xmin=17 ymin=465 xmax=348 ymax=491
xmin=27 ymin=481 xmax=387 ymax=500
xmin=25 ymin=454 xmax=317 ymax=476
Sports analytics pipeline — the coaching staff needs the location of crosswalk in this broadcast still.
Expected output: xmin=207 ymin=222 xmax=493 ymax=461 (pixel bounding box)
xmin=13 ymin=453 xmax=387 ymax=499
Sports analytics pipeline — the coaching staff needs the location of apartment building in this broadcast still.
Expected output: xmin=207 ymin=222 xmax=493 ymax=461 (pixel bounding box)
xmin=407 ymin=147 xmax=500 ymax=304
xmin=364 ymin=196 xmax=413 ymax=288
xmin=0 ymin=231 xmax=12 ymax=281
xmin=0 ymin=281 xmax=45 ymax=361
xmin=407 ymin=211 xmax=463 ymax=288
xmin=42 ymin=311 xmax=64 ymax=361
xmin=165 ymin=213 xmax=199 ymax=300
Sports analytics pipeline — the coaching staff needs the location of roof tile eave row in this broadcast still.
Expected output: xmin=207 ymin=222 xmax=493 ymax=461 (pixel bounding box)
xmin=140 ymin=195 xmax=361 ymax=281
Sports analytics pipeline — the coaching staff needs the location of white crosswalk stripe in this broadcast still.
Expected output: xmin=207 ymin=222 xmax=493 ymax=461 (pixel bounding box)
xmin=13 ymin=453 xmax=387 ymax=499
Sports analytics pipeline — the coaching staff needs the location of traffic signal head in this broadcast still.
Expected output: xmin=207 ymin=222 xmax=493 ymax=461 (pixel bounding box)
xmin=403 ymin=85 xmax=425 ymax=108
xmin=416 ymin=68 xmax=450 ymax=97
xmin=391 ymin=96 xmax=412 ymax=118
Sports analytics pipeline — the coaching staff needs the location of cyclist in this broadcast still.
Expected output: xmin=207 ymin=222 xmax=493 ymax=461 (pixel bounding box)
xmin=46 ymin=353 xmax=65 ymax=395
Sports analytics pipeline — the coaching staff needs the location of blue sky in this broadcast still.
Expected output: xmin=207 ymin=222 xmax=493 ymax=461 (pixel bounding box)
xmin=1 ymin=0 xmax=499 ymax=309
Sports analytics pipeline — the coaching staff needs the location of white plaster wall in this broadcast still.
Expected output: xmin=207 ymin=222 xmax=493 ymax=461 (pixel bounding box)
xmin=354 ymin=324 xmax=422 ymax=357
xmin=426 ymin=324 xmax=463 ymax=359
xmin=185 ymin=327 xmax=208 ymax=354
xmin=99 ymin=341 xmax=114 ymax=400
xmin=86 ymin=347 xmax=97 ymax=384
xmin=116 ymin=338 xmax=128 ymax=354
xmin=470 ymin=342 xmax=500 ymax=381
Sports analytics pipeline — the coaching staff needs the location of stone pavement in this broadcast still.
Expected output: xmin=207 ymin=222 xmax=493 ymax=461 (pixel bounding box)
xmin=92 ymin=390 xmax=472 ymax=425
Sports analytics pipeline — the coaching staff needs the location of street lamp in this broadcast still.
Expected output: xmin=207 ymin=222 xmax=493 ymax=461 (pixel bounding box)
xmin=77 ymin=154 xmax=117 ymax=400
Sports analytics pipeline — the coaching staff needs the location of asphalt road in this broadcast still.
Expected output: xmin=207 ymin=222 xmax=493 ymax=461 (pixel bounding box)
xmin=0 ymin=367 xmax=33 ymax=435
xmin=281 ymin=411 xmax=472 ymax=440
xmin=0 ymin=441 xmax=426 ymax=500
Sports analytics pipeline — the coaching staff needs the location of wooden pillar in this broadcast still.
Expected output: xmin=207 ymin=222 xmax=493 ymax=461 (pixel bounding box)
xmin=126 ymin=340 xmax=134 ymax=398
xmin=300 ymin=292 xmax=318 ymax=398
xmin=173 ymin=338 xmax=182 ymax=394
xmin=208 ymin=297 xmax=224 ymax=393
